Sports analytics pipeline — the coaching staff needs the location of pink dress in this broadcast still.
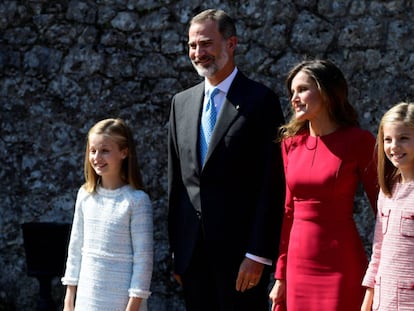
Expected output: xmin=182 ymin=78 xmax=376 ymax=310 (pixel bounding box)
xmin=275 ymin=127 xmax=378 ymax=311
xmin=362 ymin=182 xmax=414 ymax=310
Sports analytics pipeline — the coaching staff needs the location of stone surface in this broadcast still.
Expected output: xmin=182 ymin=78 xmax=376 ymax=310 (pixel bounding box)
xmin=1 ymin=0 xmax=414 ymax=309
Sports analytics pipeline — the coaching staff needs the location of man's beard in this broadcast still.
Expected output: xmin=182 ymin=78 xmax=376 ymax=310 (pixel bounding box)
xmin=191 ymin=44 xmax=229 ymax=78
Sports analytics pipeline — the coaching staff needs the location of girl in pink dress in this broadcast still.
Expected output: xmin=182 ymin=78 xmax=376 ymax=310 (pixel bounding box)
xmin=362 ymin=102 xmax=414 ymax=311
xmin=269 ymin=60 xmax=378 ymax=311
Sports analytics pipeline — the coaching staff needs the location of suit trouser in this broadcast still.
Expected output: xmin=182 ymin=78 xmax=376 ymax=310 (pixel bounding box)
xmin=181 ymin=229 xmax=271 ymax=311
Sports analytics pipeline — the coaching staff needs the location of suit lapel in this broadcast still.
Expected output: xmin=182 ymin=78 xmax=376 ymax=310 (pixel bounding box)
xmin=205 ymin=98 xmax=239 ymax=161
xmin=186 ymin=83 xmax=205 ymax=171
xmin=203 ymin=72 xmax=246 ymax=166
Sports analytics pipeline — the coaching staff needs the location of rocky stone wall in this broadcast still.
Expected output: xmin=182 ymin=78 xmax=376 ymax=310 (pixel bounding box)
xmin=1 ymin=0 xmax=414 ymax=309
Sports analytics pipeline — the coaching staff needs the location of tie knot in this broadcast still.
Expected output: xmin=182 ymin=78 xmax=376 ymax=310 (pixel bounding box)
xmin=209 ymin=88 xmax=219 ymax=99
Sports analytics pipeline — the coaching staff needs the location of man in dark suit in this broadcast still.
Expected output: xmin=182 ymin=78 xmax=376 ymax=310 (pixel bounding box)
xmin=168 ymin=9 xmax=285 ymax=310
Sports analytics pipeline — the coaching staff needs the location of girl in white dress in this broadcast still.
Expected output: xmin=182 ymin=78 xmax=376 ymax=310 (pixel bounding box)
xmin=362 ymin=102 xmax=414 ymax=311
xmin=62 ymin=118 xmax=153 ymax=311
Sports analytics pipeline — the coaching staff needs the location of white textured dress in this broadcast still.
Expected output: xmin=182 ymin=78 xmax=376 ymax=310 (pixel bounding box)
xmin=62 ymin=185 xmax=153 ymax=311
xmin=362 ymin=182 xmax=414 ymax=310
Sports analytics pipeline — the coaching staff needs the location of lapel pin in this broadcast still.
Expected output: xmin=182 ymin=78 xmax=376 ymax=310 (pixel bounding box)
xmin=236 ymin=105 xmax=240 ymax=110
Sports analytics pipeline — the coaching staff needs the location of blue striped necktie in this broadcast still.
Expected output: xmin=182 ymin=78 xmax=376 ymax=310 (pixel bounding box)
xmin=200 ymin=88 xmax=219 ymax=165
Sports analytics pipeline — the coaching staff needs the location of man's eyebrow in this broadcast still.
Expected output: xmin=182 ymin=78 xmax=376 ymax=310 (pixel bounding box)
xmin=188 ymin=38 xmax=213 ymax=45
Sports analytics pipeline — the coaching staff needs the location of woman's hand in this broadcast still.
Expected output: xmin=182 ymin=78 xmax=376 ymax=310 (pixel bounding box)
xmin=269 ymin=279 xmax=286 ymax=311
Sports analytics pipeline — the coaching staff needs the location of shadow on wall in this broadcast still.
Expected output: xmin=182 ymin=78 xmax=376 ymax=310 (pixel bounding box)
xmin=21 ymin=222 xmax=71 ymax=311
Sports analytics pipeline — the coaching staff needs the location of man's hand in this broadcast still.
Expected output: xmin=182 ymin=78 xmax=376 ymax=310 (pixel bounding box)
xmin=173 ymin=272 xmax=183 ymax=286
xmin=235 ymin=257 xmax=264 ymax=292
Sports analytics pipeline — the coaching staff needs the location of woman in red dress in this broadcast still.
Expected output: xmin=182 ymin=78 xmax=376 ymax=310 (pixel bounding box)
xmin=269 ymin=59 xmax=378 ymax=311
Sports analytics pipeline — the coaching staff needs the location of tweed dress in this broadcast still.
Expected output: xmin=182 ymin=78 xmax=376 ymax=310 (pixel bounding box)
xmin=62 ymin=185 xmax=153 ymax=311
xmin=363 ymin=182 xmax=414 ymax=311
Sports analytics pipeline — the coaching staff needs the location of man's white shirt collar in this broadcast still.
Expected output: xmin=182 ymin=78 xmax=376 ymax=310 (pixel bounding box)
xmin=204 ymin=67 xmax=238 ymax=96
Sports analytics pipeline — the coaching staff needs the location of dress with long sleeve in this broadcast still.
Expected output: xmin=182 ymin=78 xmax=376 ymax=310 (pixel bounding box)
xmin=275 ymin=127 xmax=378 ymax=311
xmin=362 ymin=182 xmax=414 ymax=310
xmin=61 ymin=185 xmax=153 ymax=311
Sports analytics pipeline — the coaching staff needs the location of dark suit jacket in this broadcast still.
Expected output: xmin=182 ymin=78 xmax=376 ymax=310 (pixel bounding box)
xmin=168 ymin=71 xmax=285 ymax=274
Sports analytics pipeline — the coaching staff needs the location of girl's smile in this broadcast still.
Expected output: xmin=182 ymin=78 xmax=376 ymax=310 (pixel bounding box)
xmin=88 ymin=133 xmax=127 ymax=189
